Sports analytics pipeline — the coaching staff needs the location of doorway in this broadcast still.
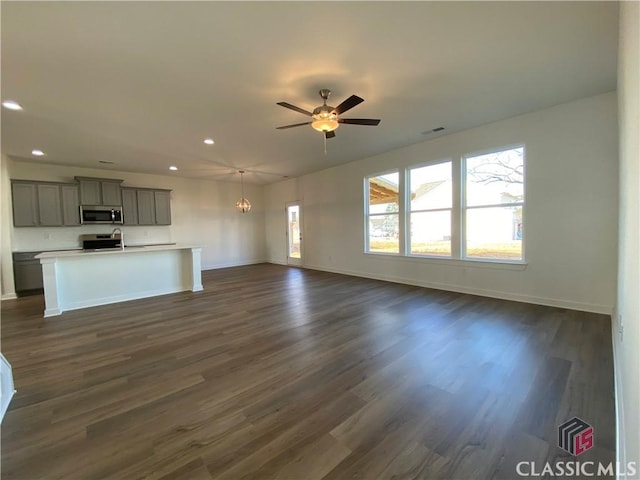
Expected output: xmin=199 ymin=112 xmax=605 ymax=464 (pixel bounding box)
xmin=286 ymin=202 xmax=302 ymax=266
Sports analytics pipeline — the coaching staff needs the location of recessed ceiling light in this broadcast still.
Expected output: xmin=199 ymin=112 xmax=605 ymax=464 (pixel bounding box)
xmin=169 ymin=166 xmax=178 ymax=171
xmin=2 ymin=100 xmax=23 ymax=111
xmin=203 ymin=138 xmax=214 ymax=145
xmin=31 ymin=149 xmax=45 ymax=156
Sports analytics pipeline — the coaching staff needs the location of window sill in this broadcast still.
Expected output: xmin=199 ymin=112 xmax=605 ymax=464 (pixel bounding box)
xmin=363 ymin=252 xmax=528 ymax=271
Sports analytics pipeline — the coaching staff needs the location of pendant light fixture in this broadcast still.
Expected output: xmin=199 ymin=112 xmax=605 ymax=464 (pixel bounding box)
xmin=235 ymin=170 xmax=251 ymax=213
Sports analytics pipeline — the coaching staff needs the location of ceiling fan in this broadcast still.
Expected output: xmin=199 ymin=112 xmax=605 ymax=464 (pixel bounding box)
xmin=276 ymin=89 xmax=380 ymax=139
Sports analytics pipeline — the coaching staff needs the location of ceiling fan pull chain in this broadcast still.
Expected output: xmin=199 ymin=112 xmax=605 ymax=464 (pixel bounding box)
xmin=324 ymin=134 xmax=327 ymax=156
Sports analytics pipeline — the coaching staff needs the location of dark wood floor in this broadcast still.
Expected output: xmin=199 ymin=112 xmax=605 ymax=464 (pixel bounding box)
xmin=1 ymin=264 xmax=615 ymax=479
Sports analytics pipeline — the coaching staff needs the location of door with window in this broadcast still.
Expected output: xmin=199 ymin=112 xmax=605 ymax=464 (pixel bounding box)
xmin=286 ymin=202 xmax=302 ymax=266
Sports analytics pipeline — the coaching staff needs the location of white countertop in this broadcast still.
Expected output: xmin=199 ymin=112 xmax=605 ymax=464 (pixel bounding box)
xmin=36 ymin=244 xmax=200 ymax=259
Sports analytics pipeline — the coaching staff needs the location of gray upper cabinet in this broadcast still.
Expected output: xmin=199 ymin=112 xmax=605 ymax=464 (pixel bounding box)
xmin=123 ymin=188 xmax=171 ymax=226
xmin=12 ymin=181 xmax=80 ymax=227
xmin=36 ymin=184 xmax=63 ymax=226
xmin=102 ymin=182 xmax=122 ymax=206
xmin=136 ymin=190 xmax=156 ymax=225
xmin=61 ymin=185 xmax=80 ymax=225
xmin=76 ymin=177 xmax=123 ymax=206
xmin=154 ymin=191 xmax=171 ymax=225
xmin=121 ymin=188 xmax=138 ymax=225
xmin=12 ymin=179 xmax=171 ymax=227
xmin=12 ymin=183 xmax=39 ymax=227
xmin=78 ymin=179 xmax=101 ymax=205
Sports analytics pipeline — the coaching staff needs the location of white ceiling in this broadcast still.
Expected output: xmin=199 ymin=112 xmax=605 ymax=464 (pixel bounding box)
xmin=1 ymin=1 xmax=618 ymax=184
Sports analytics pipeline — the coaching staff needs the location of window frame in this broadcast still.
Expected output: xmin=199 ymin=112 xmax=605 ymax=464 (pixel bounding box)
xmin=364 ymin=169 xmax=402 ymax=256
xmin=363 ymin=144 xmax=526 ymax=266
xmin=406 ymin=159 xmax=454 ymax=259
xmin=461 ymin=144 xmax=526 ymax=263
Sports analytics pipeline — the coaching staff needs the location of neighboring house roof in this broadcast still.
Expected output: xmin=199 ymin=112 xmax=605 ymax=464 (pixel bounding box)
xmin=500 ymin=192 xmax=522 ymax=202
xmin=370 ymin=178 xmax=448 ymax=205
xmin=412 ymin=180 xmax=446 ymax=201
xmin=369 ymin=178 xmax=399 ymax=205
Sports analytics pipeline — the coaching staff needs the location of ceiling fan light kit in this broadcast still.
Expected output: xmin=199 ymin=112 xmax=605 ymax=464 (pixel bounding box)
xmin=311 ymin=89 xmax=339 ymax=133
xmin=276 ymin=89 xmax=380 ymax=140
xmin=311 ymin=112 xmax=339 ymax=133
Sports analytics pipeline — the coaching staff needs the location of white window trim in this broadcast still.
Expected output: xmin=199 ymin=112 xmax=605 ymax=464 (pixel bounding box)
xmin=363 ymin=250 xmax=528 ymax=270
xmin=406 ymin=159 xmax=454 ymax=259
xmin=364 ymin=144 xmax=525 ymax=265
xmin=462 ymin=144 xmax=526 ymax=263
xmin=364 ymin=169 xmax=401 ymax=255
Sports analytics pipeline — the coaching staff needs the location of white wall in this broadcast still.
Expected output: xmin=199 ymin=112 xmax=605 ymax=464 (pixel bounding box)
xmin=264 ymin=178 xmax=298 ymax=264
xmin=615 ymin=1 xmax=639 ymax=475
xmin=4 ymin=160 xmax=266 ymax=276
xmin=1 ymin=155 xmax=17 ymax=299
xmin=265 ymin=92 xmax=619 ymax=314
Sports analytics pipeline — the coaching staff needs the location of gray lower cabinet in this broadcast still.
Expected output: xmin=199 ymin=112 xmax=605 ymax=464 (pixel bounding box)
xmin=13 ymin=252 xmax=43 ymax=294
xmin=11 ymin=183 xmax=39 ymax=227
xmin=12 ymin=181 xmax=81 ymax=227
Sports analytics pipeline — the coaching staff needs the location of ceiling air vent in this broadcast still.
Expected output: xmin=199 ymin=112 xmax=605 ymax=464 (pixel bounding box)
xmin=421 ymin=127 xmax=445 ymax=135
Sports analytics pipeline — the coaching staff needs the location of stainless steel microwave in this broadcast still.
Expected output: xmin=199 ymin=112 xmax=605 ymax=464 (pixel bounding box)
xmin=80 ymin=205 xmax=123 ymax=224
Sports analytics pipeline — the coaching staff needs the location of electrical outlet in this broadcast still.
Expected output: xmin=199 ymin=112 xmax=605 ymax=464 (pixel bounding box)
xmin=618 ymin=314 xmax=624 ymax=342
xmin=620 ymin=324 xmax=624 ymax=342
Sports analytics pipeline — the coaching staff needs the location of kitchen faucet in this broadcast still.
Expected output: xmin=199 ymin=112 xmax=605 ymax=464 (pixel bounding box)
xmin=111 ymin=227 xmax=124 ymax=250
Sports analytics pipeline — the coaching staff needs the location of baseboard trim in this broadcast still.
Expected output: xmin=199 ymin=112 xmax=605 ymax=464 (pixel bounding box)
xmin=267 ymin=260 xmax=288 ymax=266
xmin=1 ymin=293 xmax=17 ymax=301
xmin=297 ymin=263 xmax=613 ymax=314
xmin=202 ymin=259 xmax=267 ymax=271
xmin=50 ymin=285 xmax=193 ymax=317
xmin=612 ymin=318 xmax=627 ymax=479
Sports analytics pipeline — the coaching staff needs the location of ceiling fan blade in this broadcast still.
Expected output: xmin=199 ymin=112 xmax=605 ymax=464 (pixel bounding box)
xmin=276 ymin=102 xmax=313 ymax=116
xmin=338 ymin=118 xmax=381 ymax=126
xmin=325 ymin=130 xmax=336 ymax=139
xmin=276 ymin=122 xmax=312 ymax=130
xmin=334 ymin=95 xmax=364 ymax=115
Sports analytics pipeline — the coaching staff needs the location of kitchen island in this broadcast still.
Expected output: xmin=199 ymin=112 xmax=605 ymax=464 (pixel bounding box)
xmin=36 ymin=245 xmax=203 ymax=317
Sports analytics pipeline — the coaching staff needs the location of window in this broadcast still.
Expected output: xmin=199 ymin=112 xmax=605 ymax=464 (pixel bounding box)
xmin=364 ymin=145 xmax=525 ymax=263
xmin=366 ymin=171 xmax=400 ymax=254
xmin=464 ymin=146 xmax=524 ymax=261
xmin=408 ymin=161 xmax=452 ymax=256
